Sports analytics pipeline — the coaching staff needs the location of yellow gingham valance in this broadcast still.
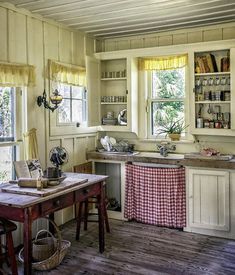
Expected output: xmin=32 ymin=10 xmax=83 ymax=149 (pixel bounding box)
xmin=49 ymin=60 xmax=86 ymax=86
xmin=139 ymin=54 xmax=188 ymax=71
xmin=0 ymin=63 xmax=36 ymax=87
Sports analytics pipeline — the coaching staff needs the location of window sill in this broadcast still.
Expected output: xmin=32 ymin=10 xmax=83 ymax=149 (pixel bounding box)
xmin=0 ymin=140 xmax=23 ymax=147
xmin=139 ymin=138 xmax=195 ymax=144
xmin=50 ymin=125 xmax=97 ymax=137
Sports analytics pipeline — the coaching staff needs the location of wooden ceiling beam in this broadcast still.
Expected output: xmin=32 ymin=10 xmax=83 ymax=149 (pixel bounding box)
xmin=64 ymin=2 xmax=235 ymax=27
xmin=94 ymin=16 xmax=235 ymax=38
xmin=5 ymin=0 xmax=235 ymax=39
xmin=55 ymin=0 xmax=231 ymax=23
xmin=39 ymin=0 xmax=189 ymax=17
xmin=78 ymin=9 xmax=235 ymax=33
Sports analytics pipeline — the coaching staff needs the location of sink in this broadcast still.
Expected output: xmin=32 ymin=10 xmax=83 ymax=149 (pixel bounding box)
xmin=98 ymin=149 xmax=139 ymax=156
xmin=132 ymin=162 xmax=181 ymax=168
xmin=140 ymin=152 xmax=184 ymax=160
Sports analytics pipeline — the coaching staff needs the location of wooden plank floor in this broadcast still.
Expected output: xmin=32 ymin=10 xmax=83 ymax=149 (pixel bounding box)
xmin=11 ymin=219 xmax=235 ymax=274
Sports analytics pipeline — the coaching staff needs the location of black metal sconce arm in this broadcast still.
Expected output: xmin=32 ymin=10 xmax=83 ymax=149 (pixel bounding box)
xmin=37 ymin=90 xmax=62 ymax=112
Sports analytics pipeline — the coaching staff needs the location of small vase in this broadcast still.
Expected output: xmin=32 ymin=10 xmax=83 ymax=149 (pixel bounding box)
xmin=168 ymin=133 xmax=181 ymax=141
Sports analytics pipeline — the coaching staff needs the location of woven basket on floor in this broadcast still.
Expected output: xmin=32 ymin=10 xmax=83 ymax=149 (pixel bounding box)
xmin=18 ymin=218 xmax=71 ymax=271
xmin=32 ymin=229 xmax=57 ymax=261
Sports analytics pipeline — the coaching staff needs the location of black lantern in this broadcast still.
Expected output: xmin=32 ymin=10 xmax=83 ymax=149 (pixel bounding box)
xmin=37 ymin=89 xmax=63 ymax=112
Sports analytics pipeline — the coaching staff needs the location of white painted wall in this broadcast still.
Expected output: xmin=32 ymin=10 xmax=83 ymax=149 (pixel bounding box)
xmin=96 ymin=22 xmax=235 ymax=52
xmin=0 ymin=3 xmax=97 ymax=230
xmin=0 ymin=3 xmax=96 ymax=172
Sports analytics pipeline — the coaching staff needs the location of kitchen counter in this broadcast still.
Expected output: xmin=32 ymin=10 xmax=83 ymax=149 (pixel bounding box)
xmin=87 ymin=151 xmax=235 ymax=169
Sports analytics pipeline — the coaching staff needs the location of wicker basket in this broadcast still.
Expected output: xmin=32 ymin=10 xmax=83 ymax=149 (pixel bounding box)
xmin=32 ymin=229 xmax=57 ymax=262
xmin=18 ymin=218 xmax=71 ymax=271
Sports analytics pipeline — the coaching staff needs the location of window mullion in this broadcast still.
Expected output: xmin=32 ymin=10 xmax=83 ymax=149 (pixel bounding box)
xmin=151 ymin=98 xmax=185 ymax=102
xmin=70 ymin=86 xmax=73 ymax=122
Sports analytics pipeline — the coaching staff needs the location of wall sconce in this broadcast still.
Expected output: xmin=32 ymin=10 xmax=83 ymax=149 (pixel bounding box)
xmin=37 ymin=89 xmax=63 ymax=112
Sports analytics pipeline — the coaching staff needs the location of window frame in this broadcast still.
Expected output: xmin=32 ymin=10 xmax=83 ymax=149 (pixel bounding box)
xmin=0 ymin=86 xmax=27 ymax=181
xmin=49 ymin=79 xmax=97 ymax=137
xmin=146 ymin=66 xmax=190 ymax=140
xmin=56 ymin=83 xmax=87 ymax=127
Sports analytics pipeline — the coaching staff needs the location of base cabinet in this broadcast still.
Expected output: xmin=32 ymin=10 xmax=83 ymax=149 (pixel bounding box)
xmin=93 ymin=160 xmax=125 ymax=220
xmin=185 ymin=167 xmax=235 ymax=239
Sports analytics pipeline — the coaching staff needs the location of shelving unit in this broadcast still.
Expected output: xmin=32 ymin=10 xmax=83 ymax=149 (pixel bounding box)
xmin=100 ymin=58 xmax=128 ymax=128
xmin=193 ymin=49 xmax=231 ymax=132
xmin=92 ymin=53 xmax=138 ymax=134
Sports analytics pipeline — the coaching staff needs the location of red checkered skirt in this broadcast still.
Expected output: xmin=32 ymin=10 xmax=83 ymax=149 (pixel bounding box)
xmin=124 ymin=164 xmax=186 ymax=228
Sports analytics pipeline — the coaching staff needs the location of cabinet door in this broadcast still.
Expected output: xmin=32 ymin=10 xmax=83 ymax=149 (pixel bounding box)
xmin=86 ymin=56 xmax=100 ymax=127
xmin=188 ymin=168 xmax=229 ymax=231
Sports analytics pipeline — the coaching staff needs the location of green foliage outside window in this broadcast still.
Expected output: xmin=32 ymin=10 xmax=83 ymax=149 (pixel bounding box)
xmin=151 ymin=68 xmax=185 ymax=135
xmin=0 ymin=87 xmax=15 ymax=182
xmin=0 ymin=87 xmax=14 ymax=140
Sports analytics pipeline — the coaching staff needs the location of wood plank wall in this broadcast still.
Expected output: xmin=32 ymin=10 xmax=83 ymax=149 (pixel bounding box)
xmin=0 ymin=3 xmax=97 ymax=237
xmin=96 ymin=23 xmax=235 ymax=52
xmin=0 ymin=3 xmax=96 ymax=170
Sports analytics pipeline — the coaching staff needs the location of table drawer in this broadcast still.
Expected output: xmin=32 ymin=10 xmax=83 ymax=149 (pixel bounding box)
xmin=41 ymin=192 xmax=74 ymax=215
xmin=75 ymin=183 xmax=101 ymax=202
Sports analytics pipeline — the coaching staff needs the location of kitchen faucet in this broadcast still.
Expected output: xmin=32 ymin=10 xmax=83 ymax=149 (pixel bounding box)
xmin=157 ymin=142 xmax=176 ymax=157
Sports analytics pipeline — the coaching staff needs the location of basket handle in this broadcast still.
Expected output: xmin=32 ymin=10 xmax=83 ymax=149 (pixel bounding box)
xmin=34 ymin=229 xmax=55 ymax=242
xmin=44 ymin=217 xmax=62 ymax=251
xmin=18 ymin=217 xmax=62 ymax=264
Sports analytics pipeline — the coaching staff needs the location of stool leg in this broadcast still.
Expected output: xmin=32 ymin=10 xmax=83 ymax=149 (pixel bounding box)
xmin=84 ymin=200 xmax=89 ymax=231
xmin=76 ymin=201 xmax=84 ymax=240
xmin=6 ymin=232 xmax=18 ymax=275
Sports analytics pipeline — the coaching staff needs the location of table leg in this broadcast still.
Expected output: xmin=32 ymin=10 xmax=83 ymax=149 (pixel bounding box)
xmin=23 ymin=208 xmax=32 ymax=275
xmin=97 ymin=182 xmax=105 ymax=253
xmin=49 ymin=213 xmax=55 ymax=234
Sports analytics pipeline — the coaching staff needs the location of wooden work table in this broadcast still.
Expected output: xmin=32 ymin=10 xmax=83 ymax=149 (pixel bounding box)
xmin=0 ymin=172 xmax=108 ymax=275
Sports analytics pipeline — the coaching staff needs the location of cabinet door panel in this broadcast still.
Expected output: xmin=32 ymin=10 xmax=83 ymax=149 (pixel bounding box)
xmin=189 ymin=169 xmax=229 ymax=231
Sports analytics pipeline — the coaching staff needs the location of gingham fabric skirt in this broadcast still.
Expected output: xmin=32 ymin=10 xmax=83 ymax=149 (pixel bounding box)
xmin=124 ymin=164 xmax=186 ymax=228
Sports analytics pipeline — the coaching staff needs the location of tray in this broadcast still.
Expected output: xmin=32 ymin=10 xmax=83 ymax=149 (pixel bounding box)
xmin=1 ymin=178 xmax=88 ymax=197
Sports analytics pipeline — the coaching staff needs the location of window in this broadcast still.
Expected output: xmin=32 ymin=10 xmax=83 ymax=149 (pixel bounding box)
xmin=57 ymin=83 xmax=87 ymax=126
xmin=0 ymin=87 xmax=15 ymax=142
xmin=148 ymin=67 xmax=186 ymax=137
xmin=0 ymin=146 xmax=16 ymax=181
xmin=0 ymin=87 xmax=18 ymax=182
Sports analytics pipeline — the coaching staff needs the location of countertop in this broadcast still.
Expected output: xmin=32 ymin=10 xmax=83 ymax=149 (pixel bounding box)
xmin=87 ymin=151 xmax=235 ymax=170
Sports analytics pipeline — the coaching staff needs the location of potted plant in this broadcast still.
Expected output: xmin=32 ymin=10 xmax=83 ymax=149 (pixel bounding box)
xmin=157 ymin=117 xmax=188 ymax=141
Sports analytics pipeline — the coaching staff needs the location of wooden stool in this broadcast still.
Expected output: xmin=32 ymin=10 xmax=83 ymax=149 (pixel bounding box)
xmin=73 ymin=162 xmax=110 ymax=240
xmin=76 ymin=195 xmax=110 ymax=241
xmin=0 ymin=218 xmax=18 ymax=275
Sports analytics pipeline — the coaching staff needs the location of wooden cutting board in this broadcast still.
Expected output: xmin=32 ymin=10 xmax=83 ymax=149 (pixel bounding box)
xmin=1 ymin=178 xmax=88 ymax=197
